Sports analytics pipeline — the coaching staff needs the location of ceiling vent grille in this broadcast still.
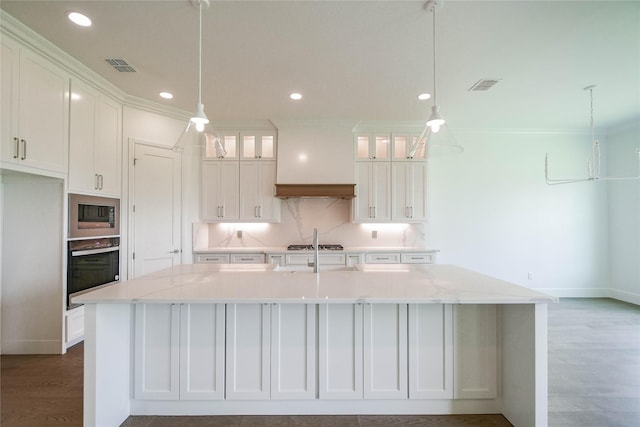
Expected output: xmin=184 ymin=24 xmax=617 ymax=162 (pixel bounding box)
xmin=469 ymin=79 xmax=500 ymax=91
xmin=104 ymin=58 xmax=136 ymax=72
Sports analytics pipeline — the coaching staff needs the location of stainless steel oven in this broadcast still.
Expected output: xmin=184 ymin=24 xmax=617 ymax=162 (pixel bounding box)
xmin=67 ymin=238 xmax=120 ymax=309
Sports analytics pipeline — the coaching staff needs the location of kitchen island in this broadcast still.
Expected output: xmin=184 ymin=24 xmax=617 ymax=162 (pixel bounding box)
xmin=74 ymin=264 xmax=556 ymax=427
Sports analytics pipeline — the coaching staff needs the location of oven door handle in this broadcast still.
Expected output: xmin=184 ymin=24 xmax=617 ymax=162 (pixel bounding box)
xmin=71 ymin=246 xmax=120 ymax=257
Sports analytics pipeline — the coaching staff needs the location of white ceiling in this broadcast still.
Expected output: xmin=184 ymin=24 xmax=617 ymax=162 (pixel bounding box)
xmin=1 ymin=0 xmax=639 ymax=131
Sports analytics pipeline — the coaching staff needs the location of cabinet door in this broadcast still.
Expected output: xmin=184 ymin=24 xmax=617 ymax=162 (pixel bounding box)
xmin=271 ymin=304 xmax=316 ymax=400
xmin=363 ymin=304 xmax=407 ymax=399
xmin=354 ymin=162 xmax=391 ymax=222
xmin=134 ymin=304 xmax=180 ymax=400
xmin=17 ymin=47 xmax=69 ymax=173
xmin=68 ymin=79 xmax=98 ymax=193
xmin=95 ymin=95 xmax=122 ymax=196
xmin=205 ymin=132 xmax=238 ymax=160
xmin=226 ymin=303 xmax=271 ymax=400
xmin=180 ymin=304 xmax=225 ymax=400
xmin=1 ymin=38 xmax=20 ymax=164
xmin=239 ymin=161 xmax=278 ymax=221
xmin=392 ymin=162 xmax=427 ymax=221
xmin=202 ymin=161 xmax=239 ymax=220
xmin=392 ymin=134 xmax=425 ymax=160
xmin=355 ymin=134 xmax=390 ymax=161
xmin=453 ymin=304 xmax=498 ymax=399
xmin=319 ymin=303 xmax=363 ymax=399
xmin=408 ymin=304 xmax=453 ymax=399
xmin=240 ymin=131 xmax=276 ymax=160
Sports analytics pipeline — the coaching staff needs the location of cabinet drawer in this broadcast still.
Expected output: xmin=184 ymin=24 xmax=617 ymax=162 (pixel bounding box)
xmin=230 ymin=253 xmax=265 ymax=264
xmin=401 ymin=253 xmax=435 ymax=264
xmin=286 ymin=253 xmax=346 ymax=266
xmin=365 ymin=253 xmax=401 ymax=264
xmin=195 ymin=254 xmax=230 ymax=264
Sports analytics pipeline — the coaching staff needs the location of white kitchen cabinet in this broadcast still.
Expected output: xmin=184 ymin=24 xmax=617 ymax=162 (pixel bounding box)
xmin=392 ymin=133 xmax=426 ymax=161
xmin=1 ymin=36 xmax=69 ymax=174
xmin=365 ymin=253 xmax=401 ymax=264
xmin=68 ymin=78 xmax=122 ymax=196
xmin=408 ymin=304 xmax=453 ymax=399
xmin=226 ymin=303 xmax=271 ymax=400
xmin=268 ymin=254 xmax=285 ymax=266
xmin=354 ymin=162 xmax=391 ymax=222
xmin=194 ymin=254 xmax=231 ymax=264
xmin=363 ymin=304 xmax=408 ymax=399
xmin=285 ymin=253 xmax=346 ymax=266
xmin=230 ymin=253 xmax=265 ymax=263
xmin=134 ymin=303 xmax=225 ymax=401
xmin=391 ymin=162 xmax=427 ymax=222
xmin=319 ymin=303 xmax=363 ymax=399
xmin=201 ymin=161 xmax=240 ymax=220
xmin=346 ymin=253 xmax=364 ymax=267
xmin=204 ymin=132 xmax=238 ymax=160
xmin=271 ymin=304 xmax=316 ymax=400
xmin=135 ymin=304 xmax=180 ymax=400
xmin=400 ymin=252 xmax=436 ymax=264
xmin=239 ymin=160 xmax=279 ymax=221
xmin=355 ymin=134 xmax=390 ymax=161
xmin=65 ymin=306 xmax=85 ymax=347
xmin=453 ymin=304 xmax=498 ymax=399
xmin=179 ymin=304 xmax=226 ymax=400
xmin=240 ymin=131 xmax=276 ymax=160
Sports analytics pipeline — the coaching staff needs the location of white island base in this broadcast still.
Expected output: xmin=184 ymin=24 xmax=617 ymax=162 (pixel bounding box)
xmin=77 ymin=265 xmax=554 ymax=427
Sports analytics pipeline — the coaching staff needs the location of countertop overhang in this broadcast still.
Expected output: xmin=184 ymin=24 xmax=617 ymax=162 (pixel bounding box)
xmin=73 ymin=263 xmax=558 ymax=306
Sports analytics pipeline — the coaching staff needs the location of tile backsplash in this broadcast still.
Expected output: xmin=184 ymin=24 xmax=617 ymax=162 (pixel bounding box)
xmin=194 ymin=199 xmax=426 ymax=249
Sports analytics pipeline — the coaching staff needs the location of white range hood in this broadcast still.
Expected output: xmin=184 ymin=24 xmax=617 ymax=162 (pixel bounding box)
xmin=273 ymin=120 xmax=356 ymax=198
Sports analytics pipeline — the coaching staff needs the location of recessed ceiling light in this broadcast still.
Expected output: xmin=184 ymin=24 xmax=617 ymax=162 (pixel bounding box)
xmin=289 ymin=92 xmax=302 ymax=101
xmin=159 ymin=92 xmax=174 ymax=100
xmin=417 ymin=93 xmax=431 ymax=101
xmin=67 ymin=11 xmax=92 ymax=27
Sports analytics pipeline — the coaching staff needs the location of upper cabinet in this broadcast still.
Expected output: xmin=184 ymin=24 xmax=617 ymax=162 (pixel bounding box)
xmin=355 ymin=134 xmax=390 ymax=161
xmin=68 ymin=78 xmax=122 ymax=197
xmin=353 ymin=131 xmax=428 ymax=223
xmin=1 ymin=36 xmax=69 ymax=175
xmin=202 ymin=129 xmax=280 ymax=222
xmin=241 ymin=132 xmax=276 ymax=160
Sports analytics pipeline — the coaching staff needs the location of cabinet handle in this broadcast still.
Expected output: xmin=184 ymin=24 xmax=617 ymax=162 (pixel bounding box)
xmin=372 ymin=206 xmax=376 ymax=218
xmin=221 ymin=206 xmax=225 ymax=217
xmin=258 ymin=205 xmax=262 ymax=218
xmin=405 ymin=206 xmax=409 ymax=218
xmin=95 ymin=174 xmax=100 ymax=190
xmin=13 ymin=137 xmax=19 ymax=158
xmin=20 ymin=139 xmax=26 ymax=160
xmin=255 ymin=206 xmax=259 ymax=218
xmin=410 ymin=206 xmax=413 ymax=218
xmin=99 ymin=174 xmax=104 ymax=190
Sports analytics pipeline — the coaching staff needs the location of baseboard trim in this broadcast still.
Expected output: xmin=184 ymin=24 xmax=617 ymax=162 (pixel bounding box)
xmin=535 ymin=288 xmax=639 ymax=306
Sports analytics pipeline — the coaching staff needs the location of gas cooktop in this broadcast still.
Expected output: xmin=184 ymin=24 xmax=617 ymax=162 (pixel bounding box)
xmin=287 ymin=244 xmax=344 ymax=251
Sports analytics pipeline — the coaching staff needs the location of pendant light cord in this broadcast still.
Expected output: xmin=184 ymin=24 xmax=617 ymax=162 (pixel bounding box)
xmin=198 ymin=0 xmax=203 ymax=105
xmin=432 ymin=6 xmax=438 ymax=106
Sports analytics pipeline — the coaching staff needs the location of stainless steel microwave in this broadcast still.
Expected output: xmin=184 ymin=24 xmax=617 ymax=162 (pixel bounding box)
xmin=69 ymin=193 xmax=120 ymax=238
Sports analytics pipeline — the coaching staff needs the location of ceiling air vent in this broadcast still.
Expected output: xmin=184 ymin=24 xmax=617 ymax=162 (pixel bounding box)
xmin=469 ymin=79 xmax=500 ymax=91
xmin=104 ymin=58 xmax=136 ymax=73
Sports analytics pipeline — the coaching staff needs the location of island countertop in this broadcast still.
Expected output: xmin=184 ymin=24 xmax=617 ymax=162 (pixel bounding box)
xmin=73 ymin=263 xmax=557 ymax=305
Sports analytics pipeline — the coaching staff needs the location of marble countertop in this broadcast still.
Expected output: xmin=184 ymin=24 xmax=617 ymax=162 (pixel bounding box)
xmin=193 ymin=247 xmax=439 ymax=254
xmin=73 ymin=263 xmax=557 ymax=305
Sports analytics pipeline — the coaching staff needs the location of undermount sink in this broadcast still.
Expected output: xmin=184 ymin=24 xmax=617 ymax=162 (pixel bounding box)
xmin=274 ymin=265 xmax=356 ymax=273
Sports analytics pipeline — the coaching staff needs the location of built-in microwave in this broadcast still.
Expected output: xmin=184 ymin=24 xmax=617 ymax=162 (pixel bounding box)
xmin=69 ymin=194 xmax=120 ymax=239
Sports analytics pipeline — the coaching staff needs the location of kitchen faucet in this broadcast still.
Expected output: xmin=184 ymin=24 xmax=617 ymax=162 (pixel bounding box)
xmin=308 ymin=228 xmax=319 ymax=273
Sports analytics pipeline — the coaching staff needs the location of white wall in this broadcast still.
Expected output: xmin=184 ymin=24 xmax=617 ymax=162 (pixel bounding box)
xmin=607 ymin=122 xmax=640 ymax=304
xmin=428 ymin=129 xmax=610 ymax=295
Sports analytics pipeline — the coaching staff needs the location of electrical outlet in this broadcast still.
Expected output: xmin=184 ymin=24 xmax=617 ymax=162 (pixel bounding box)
xmin=372 ymin=230 xmax=378 ymax=239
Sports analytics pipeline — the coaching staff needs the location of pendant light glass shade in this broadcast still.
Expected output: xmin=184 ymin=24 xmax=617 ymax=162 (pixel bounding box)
xmin=172 ymin=0 xmax=225 ymax=155
xmin=413 ymin=0 xmax=463 ymax=159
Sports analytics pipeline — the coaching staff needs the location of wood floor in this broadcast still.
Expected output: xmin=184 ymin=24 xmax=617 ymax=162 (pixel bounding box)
xmin=1 ymin=298 xmax=638 ymax=426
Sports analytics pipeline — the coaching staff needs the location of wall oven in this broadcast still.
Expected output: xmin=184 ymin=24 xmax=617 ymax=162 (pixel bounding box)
xmin=67 ymin=238 xmax=120 ymax=309
xmin=69 ymin=193 xmax=120 ymax=239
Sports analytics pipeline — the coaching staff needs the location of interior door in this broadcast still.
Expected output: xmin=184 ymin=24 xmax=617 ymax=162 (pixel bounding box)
xmin=132 ymin=143 xmax=181 ymax=277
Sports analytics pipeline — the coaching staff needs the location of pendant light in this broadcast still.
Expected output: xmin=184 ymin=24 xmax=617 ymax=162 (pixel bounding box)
xmin=545 ymin=86 xmax=640 ymax=185
xmin=409 ymin=0 xmax=463 ymax=159
xmin=173 ymin=0 xmax=226 ymax=157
